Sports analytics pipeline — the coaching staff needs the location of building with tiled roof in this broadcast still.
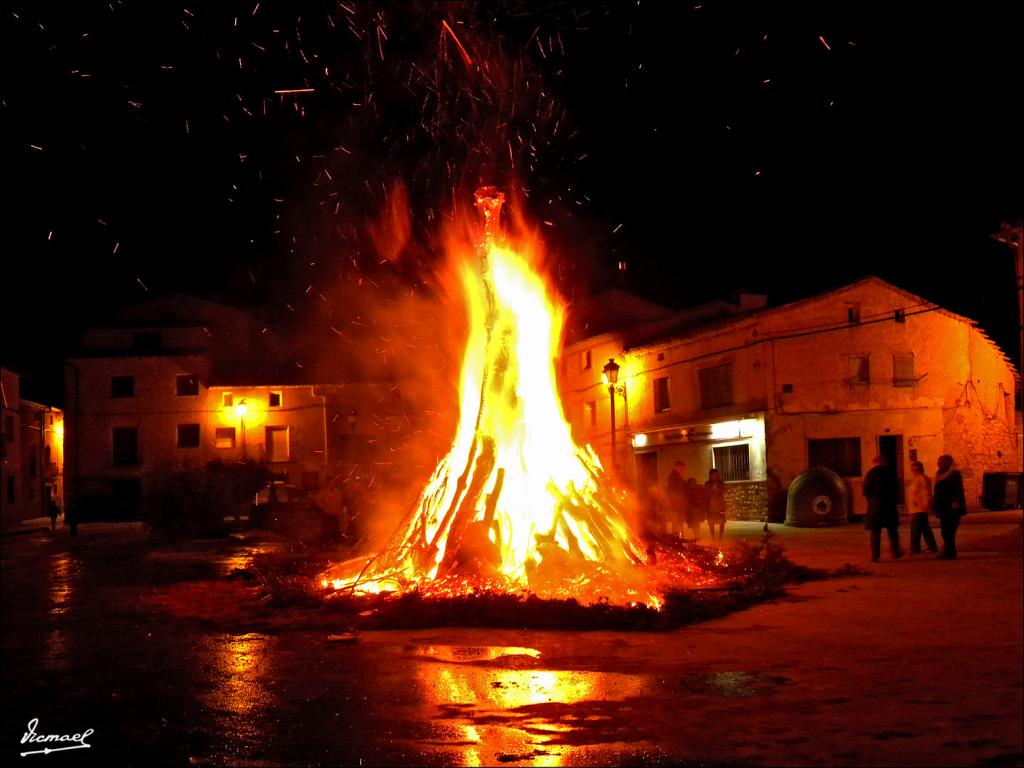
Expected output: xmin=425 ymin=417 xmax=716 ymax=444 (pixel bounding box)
xmin=559 ymin=277 xmax=1021 ymax=521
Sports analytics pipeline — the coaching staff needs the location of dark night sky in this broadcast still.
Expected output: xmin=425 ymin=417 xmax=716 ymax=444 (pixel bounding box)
xmin=2 ymin=1 xmax=1021 ymax=404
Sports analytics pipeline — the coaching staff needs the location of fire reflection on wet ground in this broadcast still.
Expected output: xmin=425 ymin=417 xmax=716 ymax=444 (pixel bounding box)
xmin=41 ymin=554 xmax=81 ymax=673
xmin=216 ymin=552 xmax=255 ymax=578
xmin=46 ymin=552 xmax=80 ymax=617
xmin=412 ymin=644 xmax=653 ymax=766
xmin=414 ymin=645 xmax=542 ymax=663
xmin=196 ymin=633 xmax=275 ymax=745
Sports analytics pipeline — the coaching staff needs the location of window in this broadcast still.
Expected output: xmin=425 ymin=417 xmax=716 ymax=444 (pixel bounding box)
xmin=847 ymin=304 xmax=861 ymax=324
xmin=893 ymin=353 xmax=915 ymax=386
xmin=807 ymin=437 xmax=862 ymax=478
xmin=714 ymin=444 xmax=750 ymax=482
xmin=132 ymin=332 xmax=162 ymax=352
xmin=111 ymin=375 xmax=135 ymax=398
xmin=176 ymin=374 xmax=199 ymax=397
xmin=6 ymin=476 xmax=13 ymax=504
xmin=581 ymin=350 xmax=592 ymax=371
xmin=266 ymin=426 xmax=290 ymax=462
xmin=654 ymin=377 xmax=671 ymax=413
xmin=222 ymin=392 xmax=234 ymax=407
xmin=847 ymin=355 xmax=870 ymax=384
xmin=177 ymin=424 xmax=200 ymax=448
xmin=699 ymin=364 xmax=733 ymax=409
xmin=269 ymin=391 xmax=282 ymax=408
xmin=782 ymin=383 xmax=794 ymax=394
xmin=29 ymin=455 xmax=37 ymax=478
xmin=112 ymin=427 xmax=139 ymax=466
xmin=894 ymin=308 xmax=906 ymax=323
xmin=214 ymin=427 xmax=236 ymax=448
xmin=584 ymin=401 xmax=597 ymax=428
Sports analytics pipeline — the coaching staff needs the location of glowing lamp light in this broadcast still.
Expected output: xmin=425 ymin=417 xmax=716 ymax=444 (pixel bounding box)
xmin=54 ymin=422 xmax=64 ymax=439
xmin=633 ymin=433 xmax=649 ymax=448
xmin=234 ymin=399 xmax=249 ymax=418
xmin=601 ymin=358 xmax=620 ymax=386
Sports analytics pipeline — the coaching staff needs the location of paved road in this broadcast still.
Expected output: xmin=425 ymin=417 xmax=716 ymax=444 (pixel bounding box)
xmin=2 ymin=513 xmax=1021 ymax=766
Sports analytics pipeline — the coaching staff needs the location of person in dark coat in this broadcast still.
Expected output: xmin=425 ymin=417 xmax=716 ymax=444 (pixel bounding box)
xmin=932 ymin=454 xmax=967 ymax=559
xmin=705 ymin=469 xmax=727 ymax=540
xmin=47 ymin=499 xmax=60 ymax=531
xmin=665 ymin=460 xmax=688 ymax=540
xmin=316 ymin=476 xmax=347 ymax=548
xmin=863 ymin=455 xmax=903 ymax=562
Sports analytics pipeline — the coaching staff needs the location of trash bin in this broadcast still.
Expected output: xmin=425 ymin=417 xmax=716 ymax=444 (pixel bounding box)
xmin=983 ymin=472 xmax=1023 ymax=510
xmin=785 ymin=467 xmax=849 ymax=527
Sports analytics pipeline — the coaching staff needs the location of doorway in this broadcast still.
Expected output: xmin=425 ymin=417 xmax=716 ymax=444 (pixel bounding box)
xmin=266 ymin=426 xmax=290 ymax=463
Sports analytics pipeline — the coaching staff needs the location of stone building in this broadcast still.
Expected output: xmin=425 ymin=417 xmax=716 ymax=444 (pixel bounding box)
xmin=64 ymin=296 xmax=336 ymax=520
xmin=559 ymin=278 xmax=1020 ymax=520
xmin=1 ymin=367 xmax=64 ymax=529
xmin=62 ymin=294 xmax=431 ymax=523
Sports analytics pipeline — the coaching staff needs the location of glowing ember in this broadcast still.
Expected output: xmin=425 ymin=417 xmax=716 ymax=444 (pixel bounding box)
xmin=321 ymin=188 xmax=669 ymax=607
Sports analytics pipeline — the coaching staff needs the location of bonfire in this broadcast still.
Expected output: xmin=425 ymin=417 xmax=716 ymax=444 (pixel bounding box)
xmin=320 ymin=188 xmax=712 ymax=607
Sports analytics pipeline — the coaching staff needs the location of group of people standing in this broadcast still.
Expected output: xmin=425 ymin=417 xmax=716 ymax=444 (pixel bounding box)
xmin=641 ymin=460 xmax=728 ymax=559
xmin=666 ymin=460 xmax=728 ymax=541
xmin=863 ymin=453 xmax=967 ymax=562
xmin=641 ymin=452 xmax=969 ymax=565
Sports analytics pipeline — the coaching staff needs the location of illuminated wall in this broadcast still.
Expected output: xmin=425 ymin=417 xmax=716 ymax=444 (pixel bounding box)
xmin=65 ymin=348 xmax=337 ymax=517
xmin=0 ymin=368 xmax=63 ymax=528
xmin=759 ymin=278 xmax=1018 ymax=514
xmin=558 ymin=278 xmax=1019 ymax=518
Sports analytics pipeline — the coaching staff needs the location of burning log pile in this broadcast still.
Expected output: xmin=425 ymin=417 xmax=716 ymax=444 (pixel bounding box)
xmin=283 ymin=529 xmax=824 ymax=632
xmin=317 ymin=188 xmax=736 ymax=613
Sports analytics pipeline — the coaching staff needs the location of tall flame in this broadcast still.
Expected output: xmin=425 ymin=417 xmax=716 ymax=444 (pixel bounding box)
xmin=323 ymin=189 xmax=658 ymax=606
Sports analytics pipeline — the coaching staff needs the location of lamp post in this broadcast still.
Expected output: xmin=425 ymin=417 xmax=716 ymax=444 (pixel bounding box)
xmin=602 ymin=358 xmax=620 ymax=473
xmin=235 ymin=399 xmax=248 ymax=459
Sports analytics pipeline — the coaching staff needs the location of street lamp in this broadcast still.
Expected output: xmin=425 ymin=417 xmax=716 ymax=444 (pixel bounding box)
xmin=235 ymin=398 xmax=248 ymax=458
xmin=602 ymin=358 xmax=620 ymax=473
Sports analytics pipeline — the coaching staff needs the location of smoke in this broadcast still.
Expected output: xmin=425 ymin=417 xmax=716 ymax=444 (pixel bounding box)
xmin=238 ymin=2 xmax=607 ymax=544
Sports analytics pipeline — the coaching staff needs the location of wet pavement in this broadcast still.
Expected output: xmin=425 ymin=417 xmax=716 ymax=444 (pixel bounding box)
xmin=2 ymin=514 xmax=1022 ymax=767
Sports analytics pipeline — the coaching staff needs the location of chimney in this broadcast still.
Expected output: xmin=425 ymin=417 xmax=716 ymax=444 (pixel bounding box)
xmin=732 ymin=288 xmax=768 ymax=311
